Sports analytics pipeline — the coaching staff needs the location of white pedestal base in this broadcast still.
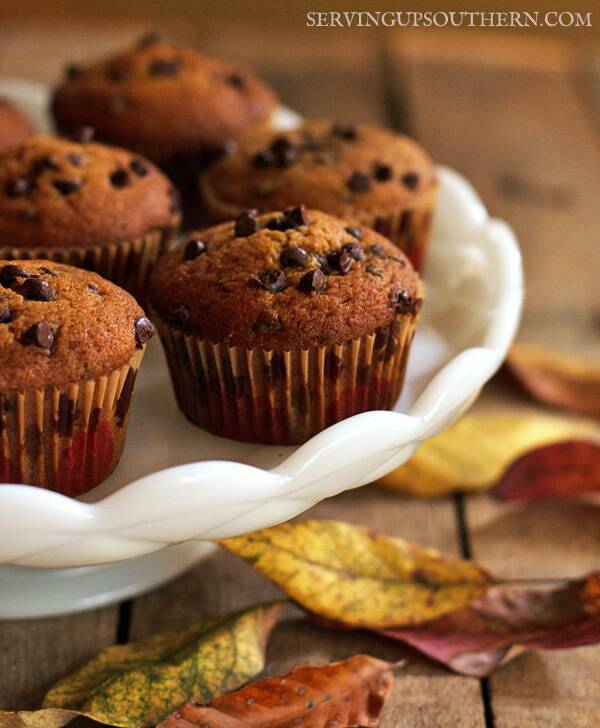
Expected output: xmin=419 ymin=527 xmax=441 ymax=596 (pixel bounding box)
xmin=0 ymin=542 xmax=214 ymax=620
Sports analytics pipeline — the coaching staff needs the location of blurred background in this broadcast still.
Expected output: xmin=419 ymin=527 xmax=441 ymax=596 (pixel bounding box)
xmin=0 ymin=0 xmax=598 ymax=358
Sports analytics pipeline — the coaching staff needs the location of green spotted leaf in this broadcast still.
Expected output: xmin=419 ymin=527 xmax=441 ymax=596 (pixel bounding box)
xmin=32 ymin=602 xmax=282 ymax=728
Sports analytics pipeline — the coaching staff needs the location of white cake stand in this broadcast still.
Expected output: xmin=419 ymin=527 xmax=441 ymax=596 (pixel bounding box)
xmin=0 ymin=81 xmax=523 ymax=618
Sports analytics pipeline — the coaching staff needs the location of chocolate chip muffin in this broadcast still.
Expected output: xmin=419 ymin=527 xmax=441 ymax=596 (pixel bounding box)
xmin=148 ymin=207 xmax=422 ymax=445
xmin=0 ymin=134 xmax=180 ymax=297
xmin=51 ymin=33 xmax=278 ymax=198
xmin=0 ymin=260 xmax=154 ymax=495
xmin=201 ymin=119 xmax=437 ymax=271
xmin=0 ymin=97 xmax=33 ymax=154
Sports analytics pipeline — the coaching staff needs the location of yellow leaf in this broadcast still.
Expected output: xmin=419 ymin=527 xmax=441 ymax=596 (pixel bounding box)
xmin=40 ymin=602 xmax=281 ymax=728
xmin=379 ymin=412 xmax=600 ymax=497
xmin=221 ymin=520 xmax=493 ymax=628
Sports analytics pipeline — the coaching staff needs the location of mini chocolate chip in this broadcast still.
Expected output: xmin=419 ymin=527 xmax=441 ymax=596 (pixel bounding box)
xmin=373 ymin=162 xmax=393 ymax=181
xmin=0 ymin=304 xmax=11 ymax=323
xmin=70 ymin=126 xmax=95 ymax=144
xmin=254 ymin=269 xmax=286 ymax=293
xmin=286 ymin=205 xmax=309 ymax=227
xmin=298 ymin=268 xmax=327 ymax=294
xmin=227 ymin=73 xmax=245 ymax=89
xmin=52 ymin=179 xmax=80 ymax=195
xmin=5 ymin=177 xmax=30 ymax=197
xmin=316 ymin=254 xmax=331 ymax=275
xmin=137 ymin=31 xmax=162 ymax=48
xmin=170 ymin=305 xmax=191 ymax=328
xmin=235 ymin=210 xmax=259 ymax=237
xmin=327 ymin=249 xmax=353 ymax=275
xmin=402 ymin=171 xmax=420 ymax=189
xmin=134 ymin=316 xmax=155 ymax=348
xmin=110 ymin=168 xmax=130 ymax=187
xmin=331 ymin=123 xmax=357 ymax=141
xmin=1 ymin=264 xmax=30 ymax=277
xmin=23 ymin=322 xmax=54 ymax=350
xmin=365 ymin=263 xmax=383 ymax=277
xmin=369 ymin=244 xmax=385 ymax=258
xmin=130 ymin=158 xmax=148 ymax=177
xmin=22 ymin=277 xmax=54 ymax=302
xmin=252 ymin=149 xmax=274 ymax=168
xmin=254 ymin=310 xmax=282 ymax=334
xmin=347 ymin=172 xmax=371 ymax=194
xmin=280 ymin=246 xmax=309 ymax=269
xmin=342 ymin=242 xmax=363 ymax=260
xmin=270 ymin=137 xmax=297 ymax=167
xmin=267 ymin=205 xmax=309 ymax=232
xmin=393 ymin=288 xmax=417 ymax=314
xmin=183 ymin=238 xmax=207 ymax=261
xmin=67 ymin=152 xmax=82 ymax=167
xmin=32 ymin=155 xmax=60 ymax=176
xmin=86 ymin=283 xmax=102 ymax=294
xmin=344 ymin=225 xmax=363 ymax=240
xmin=148 ymin=58 xmax=181 ymax=77
xmin=107 ymin=63 xmax=131 ymax=82
xmin=65 ymin=63 xmax=82 ymax=80
xmin=0 ymin=264 xmax=30 ymax=286
xmin=39 ymin=266 xmax=57 ymax=276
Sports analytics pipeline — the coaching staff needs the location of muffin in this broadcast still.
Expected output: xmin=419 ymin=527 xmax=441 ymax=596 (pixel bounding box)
xmin=0 ymin=134 xmax=180 ymax=297
xmin=0 ymin=260 xmax=154 ymax=495
xmin=0 ymin=97 xmax=33 ymax=154
xmin=148 ymin=207 xmax=422 ymax=445
xmin=200 ymin=119 xmax=437 ymax=271
xmin=51 ymin=34 xmax=278 ymax=194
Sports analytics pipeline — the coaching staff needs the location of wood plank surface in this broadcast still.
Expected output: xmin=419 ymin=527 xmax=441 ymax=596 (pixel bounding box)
xmin=387 ymin=30 xmax=600 ymax=727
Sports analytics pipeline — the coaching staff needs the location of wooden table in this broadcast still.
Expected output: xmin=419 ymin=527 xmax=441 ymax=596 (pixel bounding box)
xmin=0 ymin=19 xmax=599 ymax=728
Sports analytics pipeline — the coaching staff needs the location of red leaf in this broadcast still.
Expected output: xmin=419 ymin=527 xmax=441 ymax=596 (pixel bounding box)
xmin=378 ymin=572 xmax=600 ymax=677
xmin=494 ymin=440 xmax=600 ymax=501
xmin=158 ymin=654 xmax=397 ymax=728
xmin=507 ymin=344 xmax=600 ymax=417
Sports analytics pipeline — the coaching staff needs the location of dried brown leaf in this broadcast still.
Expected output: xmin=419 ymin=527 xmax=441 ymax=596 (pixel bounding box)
xmin=508 ymin=344 xmax=600 ymax=417
xmin=158 ymin=654 xmax=397 ymax=727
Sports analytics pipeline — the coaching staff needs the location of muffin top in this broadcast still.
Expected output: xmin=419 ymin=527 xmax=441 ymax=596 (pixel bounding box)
xmin=0 ymin=260 xmax=154 ymax=393
xmin=0 ymin=134 xmax=179 ymax=248
xmin=0 ymin=98 xmax=33 ymax=155
xmin=51 ymin=35 xmax=278 ymax=163
xmin=201 ymin=119 xmax=436 ymax=224
xmin=149 ymin=207 xmax=421 ymax=350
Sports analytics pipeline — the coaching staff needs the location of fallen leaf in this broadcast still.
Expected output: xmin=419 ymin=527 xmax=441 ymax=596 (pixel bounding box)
xmin=221 ymin=520 xmax=493 ymax=628
xmin=378 ymin=412 xmax=600 ymax=496
xmin=157 ymin=654 xmax=397 ymax=728
xmin=0 ymin=708 xmax=79 ymax=728
xmin=379 ymin=571 xmax=600 ymax=677
xmin=508 ymin=343 xmax=600 ymax=417
xmin=33 ymin=602 xmax=282 ymax=728
xmin=495 ymin=440 xmax=600 ymax=501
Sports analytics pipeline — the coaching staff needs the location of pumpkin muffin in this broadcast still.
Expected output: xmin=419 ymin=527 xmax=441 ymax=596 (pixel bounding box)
xmin=51 ymin=34 xmax=278 ymax=194
xmin=0 ymin=134 xmax=180 ymax=296
xmin=0 ymin=97 xmax=33 ymax=154
xmin=201 ymin=119 xmax=437 ymax=271
xmin=148 ymin=207 xmax=422 ymax=445
xmin=0 ymin=260 xmax=154 ymax=495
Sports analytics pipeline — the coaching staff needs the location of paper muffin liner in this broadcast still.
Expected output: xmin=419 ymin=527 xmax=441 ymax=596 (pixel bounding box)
xmin=152 ymin=307 xmax=420 ymax=446
xmin=365 ymin=185 xmax=438 ymax=272
xmin=0 ymin=348 xmax=145 ymax=496
xmin=0 ymin=217 xmax=180 ymax=300
xmin=199 ymin=178 xmax=437 ymax=273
